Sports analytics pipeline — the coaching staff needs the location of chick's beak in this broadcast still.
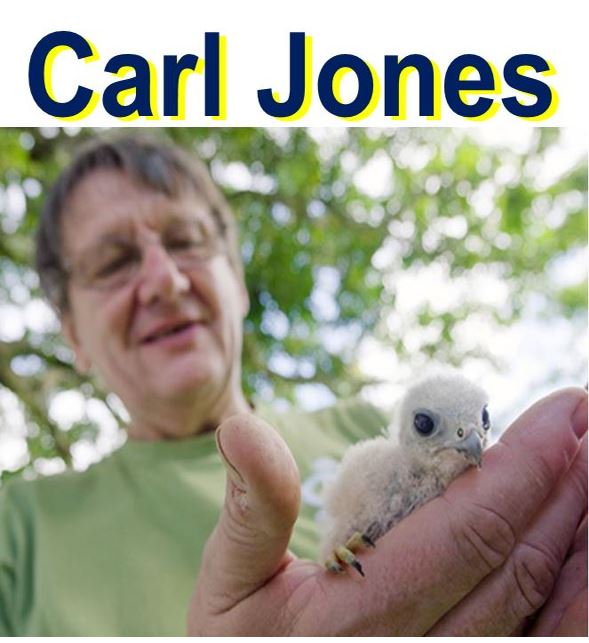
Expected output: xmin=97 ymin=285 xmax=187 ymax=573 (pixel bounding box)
xmin=454 ymin=430 xmax=483 ymax=466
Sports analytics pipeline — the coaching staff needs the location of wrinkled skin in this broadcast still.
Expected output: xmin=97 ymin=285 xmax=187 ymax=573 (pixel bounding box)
xmin=61 ymin=169 xmax=252 ymax=440
xmin=188 ymin=388 xmax=587 ymax=636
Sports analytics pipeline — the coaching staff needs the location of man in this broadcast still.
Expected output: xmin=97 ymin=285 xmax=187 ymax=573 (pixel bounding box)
xmin=0 ymin=134 xmax=586 ymax=635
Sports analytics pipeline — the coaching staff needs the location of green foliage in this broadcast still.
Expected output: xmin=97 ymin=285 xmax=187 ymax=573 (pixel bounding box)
xmin=0 ymin=127 xmax=586 ymax=480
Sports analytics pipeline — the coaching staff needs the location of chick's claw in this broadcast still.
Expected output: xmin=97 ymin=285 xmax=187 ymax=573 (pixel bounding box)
xmin=345 ymin=531 xmax=374 ymax=553
xmin=362 ymin=533 xmax=376 ymax=548
xmin=334 ymin=545 xmax=365 ymax=577
xmin=325 ymin=557 xmax=345 ymax=574
xmin=324 ymin=529 xmax=377 ymax=577
xmin=346 ymin=531 xmax=376 ymax=551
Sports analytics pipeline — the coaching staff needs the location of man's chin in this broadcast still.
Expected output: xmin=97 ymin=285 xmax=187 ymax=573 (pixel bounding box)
xmin=152 ymin=364 xmax=223 ymax=400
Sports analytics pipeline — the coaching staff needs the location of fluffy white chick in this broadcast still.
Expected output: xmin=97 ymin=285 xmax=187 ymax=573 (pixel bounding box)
xmin=321 ymin=370 xmax=490 ymax=576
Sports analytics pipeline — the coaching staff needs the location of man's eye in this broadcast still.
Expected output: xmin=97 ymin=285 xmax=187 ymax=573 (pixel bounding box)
xmin=94 ymin=254 xmax=135 ymax=278
xmin=166 ymin=237 xmax=202 ymax=250
xmin=164 ymin=220 xmax=208 ymax=251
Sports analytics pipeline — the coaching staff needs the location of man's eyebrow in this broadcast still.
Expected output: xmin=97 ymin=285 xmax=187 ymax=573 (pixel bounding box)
xmin=96 ymin=230 xmax=135 ymax=244
xmin=163 ymin=213 xmax=215 ymax=233
xmin=164 ymin=213 xmax=194 ymax=225
xmin=164 ymin=210 xmax=210 ymax=223
xmin=75 ymin=231 xmax=135 ymax=256
xmin=74 ymin=211 xmax=209 ymax=254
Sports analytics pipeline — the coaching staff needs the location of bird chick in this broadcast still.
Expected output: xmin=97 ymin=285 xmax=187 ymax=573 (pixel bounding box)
xmin=321 ymin=370 xmax=490 ymax=576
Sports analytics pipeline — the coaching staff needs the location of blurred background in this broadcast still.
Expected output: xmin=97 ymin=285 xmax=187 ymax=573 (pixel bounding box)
xmin=0 ymin=127 xmax=586 ymax=482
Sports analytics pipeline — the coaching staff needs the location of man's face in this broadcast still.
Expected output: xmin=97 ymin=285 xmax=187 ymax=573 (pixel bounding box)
xmin=60 ymin=169 xmax=248 ymax=418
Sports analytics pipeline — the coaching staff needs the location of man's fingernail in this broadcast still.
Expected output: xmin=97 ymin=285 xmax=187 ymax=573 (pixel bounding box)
xmin=572 ymin=394 xmax=588 ymax=439
xmin=215 ymin=427 xmax=245 ymax=486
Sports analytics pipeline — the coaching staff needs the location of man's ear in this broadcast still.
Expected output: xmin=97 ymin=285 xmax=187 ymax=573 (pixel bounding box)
xmin=61 ymin=313 xmax=91 ymax=374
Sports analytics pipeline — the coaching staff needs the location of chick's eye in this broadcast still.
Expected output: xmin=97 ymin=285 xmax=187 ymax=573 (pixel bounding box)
xmin=414 ymin=412 xmax=435 ymax=436
xmin=482 ymin=406 xmax=490 ymax=431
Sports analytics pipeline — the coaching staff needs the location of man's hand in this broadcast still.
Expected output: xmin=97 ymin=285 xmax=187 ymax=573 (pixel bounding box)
xmin=526 ymin=510 xmax=587 ymax=634
xmin=187 ymin=388 xmax=587 ymax=636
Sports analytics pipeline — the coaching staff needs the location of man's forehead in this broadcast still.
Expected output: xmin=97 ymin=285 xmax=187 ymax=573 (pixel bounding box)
xmin=62 ymin=168 xmax=212 ymax=244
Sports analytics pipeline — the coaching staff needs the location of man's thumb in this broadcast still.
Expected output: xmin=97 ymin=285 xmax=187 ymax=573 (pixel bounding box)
xmin=194 ymin=413 xmax=301 ymax=615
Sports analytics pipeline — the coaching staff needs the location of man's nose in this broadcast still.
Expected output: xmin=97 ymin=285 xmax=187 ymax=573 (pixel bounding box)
xmin=136 ymin=244 xmax=190 ymax=305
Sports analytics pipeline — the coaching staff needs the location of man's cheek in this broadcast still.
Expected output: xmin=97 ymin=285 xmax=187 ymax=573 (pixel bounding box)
xmin=103 ymin=299 xmax=134 ymax=349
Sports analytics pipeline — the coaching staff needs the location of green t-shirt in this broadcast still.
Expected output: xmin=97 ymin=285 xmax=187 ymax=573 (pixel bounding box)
xmin=0 ymin=400 xmax=386 ymax=636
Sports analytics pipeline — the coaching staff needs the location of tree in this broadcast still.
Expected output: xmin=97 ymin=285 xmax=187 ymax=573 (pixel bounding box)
xmin=0 ymin=127 xmax=586 ymax=480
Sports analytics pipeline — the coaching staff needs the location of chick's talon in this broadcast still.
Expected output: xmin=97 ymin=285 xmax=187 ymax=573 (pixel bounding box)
xmin=344 ymin=531 xmax=365 ymax=552
xmin=362 ymin=533 xmax=376 ymax=548
xmin=325 ymin=557 xmax=344 ymax=574
xmin=350 ymin=559 xmax=365 ymax=577
xmin=345 ymin=530 xmax=375 ymax=551
xmin=334 ymin=545 xmax=365 ymax=577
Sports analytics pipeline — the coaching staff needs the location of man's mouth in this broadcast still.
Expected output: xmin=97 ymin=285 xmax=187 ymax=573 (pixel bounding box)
xmin=142 ymin=321 xmax=200 ymax=344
